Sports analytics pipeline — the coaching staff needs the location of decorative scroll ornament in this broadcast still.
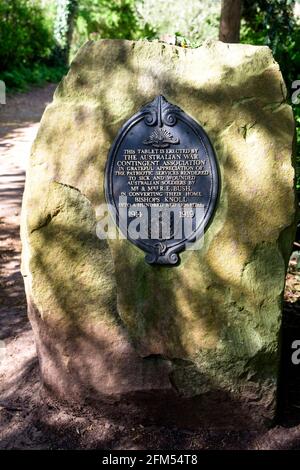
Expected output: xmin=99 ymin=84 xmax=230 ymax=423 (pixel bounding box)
xmin=141 ymin=95 xmax=182 ymax=127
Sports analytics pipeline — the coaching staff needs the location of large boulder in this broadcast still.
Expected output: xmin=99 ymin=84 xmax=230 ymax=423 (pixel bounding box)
xmin=21 ymin=39 xmax=296 ymax=428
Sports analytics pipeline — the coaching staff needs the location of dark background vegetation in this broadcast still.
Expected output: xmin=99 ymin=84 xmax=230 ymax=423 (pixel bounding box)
xmin=0 ymin=0 xmax=298 ymax=179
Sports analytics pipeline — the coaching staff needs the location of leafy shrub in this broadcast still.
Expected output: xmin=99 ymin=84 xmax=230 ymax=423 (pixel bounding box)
xmin=0 ymin=0 xmax=54 ymax=71
xmin=71 ymin=0 xmax=156 ymax=57
xmin=241 ymin=1 xmax=300 ymax=86
xmin=0 ymin=0 xmax=68 ymax=91
xmin=136 ymin=0 xmax=220 ymax=45
xmin=0 ymin=63 xmax=67 ymax=92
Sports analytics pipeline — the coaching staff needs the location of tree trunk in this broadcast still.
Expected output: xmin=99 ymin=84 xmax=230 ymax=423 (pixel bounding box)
xmin=219 ymin=0 xmax=242 ymax=43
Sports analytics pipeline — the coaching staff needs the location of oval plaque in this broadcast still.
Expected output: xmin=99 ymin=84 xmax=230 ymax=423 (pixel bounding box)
xmin=105 ymin=95 xmax=219 ymax=265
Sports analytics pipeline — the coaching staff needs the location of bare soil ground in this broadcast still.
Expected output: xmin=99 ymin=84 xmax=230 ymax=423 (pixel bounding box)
xmin=1 ymin=84 xmax=300 ymax=450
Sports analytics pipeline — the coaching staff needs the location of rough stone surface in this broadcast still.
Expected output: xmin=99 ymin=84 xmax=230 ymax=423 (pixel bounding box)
xmin=21 ymin=39 xmax=296 ymax=428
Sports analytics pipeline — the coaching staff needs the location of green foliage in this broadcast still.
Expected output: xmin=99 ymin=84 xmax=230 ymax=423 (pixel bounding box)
xmin=0 ymin=63 xmax=68 ymax=92
xmin=79 ymin=0 xmax=155 ymax=38
xmin=72 ymin=0 xmax=155 ymax=55
xmin=0 ymin=0 xmax=68 ymax=91
xmin=71 ymin=0 xmax=221 ymax=57
xmin=136 ymin=0 xmax=220 ymax=45
xmin=241 ymin=0 xmax=300 ymax=191
xmin=0 ymin=0 xmax=54 ymax=71
xmin=241 ymin=0 xmax=300 ymax=85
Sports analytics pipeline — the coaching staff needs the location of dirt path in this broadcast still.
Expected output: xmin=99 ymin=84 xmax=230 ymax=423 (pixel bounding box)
xmin=0 ymin=86 xmax=56 ymax=384
xmin=1 ymin=84 xmax=300 ymax=450
xmin=0 ymin=85 xmax=56 ymax=448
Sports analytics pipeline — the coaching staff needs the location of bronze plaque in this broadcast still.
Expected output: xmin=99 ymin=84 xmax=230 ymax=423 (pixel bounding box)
xmin=105 ymin=95 xmax=219 ymax=265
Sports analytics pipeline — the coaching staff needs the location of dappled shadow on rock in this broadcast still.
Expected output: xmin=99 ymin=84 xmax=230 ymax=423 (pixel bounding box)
xmin=20 ymin=40 xmax=296 ymax=433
